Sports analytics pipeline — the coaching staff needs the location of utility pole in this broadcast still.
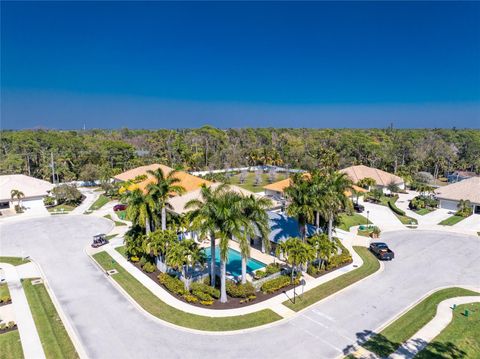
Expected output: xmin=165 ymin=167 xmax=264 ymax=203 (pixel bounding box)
xmin=51 ymin=151 xmax=56 ymax=184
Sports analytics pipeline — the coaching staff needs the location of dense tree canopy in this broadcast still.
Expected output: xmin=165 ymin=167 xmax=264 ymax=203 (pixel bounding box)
xmin=1 ymin=127 xmax=479 ymax=182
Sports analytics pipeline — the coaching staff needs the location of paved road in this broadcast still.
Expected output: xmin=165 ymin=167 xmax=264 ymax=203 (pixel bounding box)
xmin=1 ymin=216 xmax=479 ymax=359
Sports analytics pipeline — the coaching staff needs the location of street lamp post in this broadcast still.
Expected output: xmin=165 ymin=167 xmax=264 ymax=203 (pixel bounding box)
xmin=366 ymin=210 xmax=370 ymax=228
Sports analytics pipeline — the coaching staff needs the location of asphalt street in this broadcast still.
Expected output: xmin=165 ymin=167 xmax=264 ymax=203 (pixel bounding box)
xmin=1 ymin=216 xmax=479 ymax=359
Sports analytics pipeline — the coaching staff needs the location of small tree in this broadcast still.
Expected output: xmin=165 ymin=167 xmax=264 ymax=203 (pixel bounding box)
xmin=357 ymin=177 xmax=376 ymax=190
xmin=167 ymin=239 xmax=205 ymax=291
xmin=51 ymin=184 xmax=83 ymax=205
xmin=369 ymin=188 xmax=384 ymax=203
xmin=79 ymin=164 xmax=101 ymax=183
xmin=254 ymin=169 xmax=262 ymax=187
xmin=10 ymin=189 xmax=25 ymax=208
xmin=308 ymin=234 xmax=337 ymax=269
xmin=276 ymin=237 xmax=315 ymax=281
xmin=386 ymin=181 xmax=400 ymax=195
xmin=268 ymin=168 xmax=277 ymax=183
xmin=456 ymin=199 xmax=472 ymax=217
xmin=239 ymin=170 xmax=247 ymax=184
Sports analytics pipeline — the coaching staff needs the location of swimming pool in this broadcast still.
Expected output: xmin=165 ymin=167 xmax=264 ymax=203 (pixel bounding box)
xmin=203 ymin=247 xmax=266 ymax=277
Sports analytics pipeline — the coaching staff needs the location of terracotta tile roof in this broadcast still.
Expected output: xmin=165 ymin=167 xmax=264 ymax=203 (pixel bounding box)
xmin=339 ymin=165 xmax=404 ymax=187
xmin=263 ymin=178 xmax=292 ymax=193
xmin=114 ymin=164 xmax=211 ymax=194
xmin=435 ymin=177 xmax=480 ymax=204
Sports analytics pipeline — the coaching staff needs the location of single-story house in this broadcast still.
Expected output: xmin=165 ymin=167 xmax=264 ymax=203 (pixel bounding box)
xmin=340 ymin=165 xmax=405 ymax=192
xmin=113 ymin=164 xmax=211 ymax=194
xmin=447 ymin=170 xmax=479 ymax=183
xmin=434 ymin=177 xmax=480 ymax=214
xmin=0 ymin=174 xmax=54 ymax=213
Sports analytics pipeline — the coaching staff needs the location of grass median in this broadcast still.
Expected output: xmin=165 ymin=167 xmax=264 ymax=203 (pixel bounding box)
xmin=0 ymin=257 xmax=30 ymax=266
xmin=88 ymin=194 xmax=109 ymax=211
xmin=439 ymin=215 xmax=466 ymax=226
xmin=92 ymin=251 xmax=282 ymax=331
xmin=23 ymin=279 xmax=79 ymax=359
xmin=362 ymin=287 xmax=480 ymax=357
xmin=283 ymin=246 xmax=380 ymax=311
xmin=0 ymin=330 xmax=24 ymax=359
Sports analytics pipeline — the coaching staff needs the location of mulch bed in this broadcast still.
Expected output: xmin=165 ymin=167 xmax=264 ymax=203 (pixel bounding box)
xmin=130 ymin=261 xmax=297 ymax=310
xmin=306 ymin=260 xmax=354 ymax=279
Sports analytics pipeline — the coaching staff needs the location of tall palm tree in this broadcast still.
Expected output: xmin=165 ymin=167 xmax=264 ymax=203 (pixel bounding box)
xmin=10 ymin=189 xmax=25 ymax=207
xmin=123 ymin=188 xmax=155 ymax=234
xmin=310 ymin=170 xmax=328 ymax=233
xmin=238 ymin=194 xmax=272 ymax=284
xmin=146 ymin=167 xmax=186 ymax=231
xmin=308 ymin=233 xmax=337 ymax=269
xmin=276 ymin=237 xmax=315 ymax=282
xmin=185 ymin=184 xmax=230 ymax=287
xmin=142 ymin=229 xmax=177 ymax=266
xmin=284 ymin=173 xmax=315 ymax=241
xmin=319 ymin=171 xmax=353 ymax=241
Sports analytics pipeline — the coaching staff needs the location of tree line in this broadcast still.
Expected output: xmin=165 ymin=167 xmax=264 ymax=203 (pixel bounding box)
xmin=1 ymin=127 xmax=479 ymax=182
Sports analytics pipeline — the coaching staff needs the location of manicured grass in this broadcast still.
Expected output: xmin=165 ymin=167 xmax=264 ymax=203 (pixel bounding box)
xmin=23 ymin=280 xmax=78 ymax=359
xmin=115 ymin=246 xmax=127 ymax=258
xmin=0 ymin=256 xmax=30 ymax=266
xmin=338 ymin=213 xmax=368 ymax=231
xmin=283 ymin=247 xmax=380 ymax=311
xmin=362 ymin=287 xmax=480 ymax=357
xmin=106 ymin=234 xmax=118 ymax=241
xmin=416 ymin=302 xmax=480 ymax=359
xmin=394 ymin=212 xmax=418 ymax=225
xmin=88 ymin=194 xmax=109 ymax=211
xmin=439 ymin=215 xmax=467 ymax=226
xmin=0 ymin=283 xmax=10 ymax=299
xmin=103 ymin=214 xmax=126 ymax=226
xmin=47 ymin=204 xmax=75 ymax=213
xmin=229 ymin=172 xmax=287 ymax=193
xmin=415 ymin=208 xmax=434 ymax=216
xmin=93 ymin=251 xmax=282 ymax=331
xmin=0 ymin=330 xmax=24 ymax=359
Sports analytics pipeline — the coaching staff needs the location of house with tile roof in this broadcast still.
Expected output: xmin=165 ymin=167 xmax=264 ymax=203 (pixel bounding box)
xmin=434 ymin=177 xmax=480 ymax=214
xmin=339 ymin=165 xmax=405 ymax=191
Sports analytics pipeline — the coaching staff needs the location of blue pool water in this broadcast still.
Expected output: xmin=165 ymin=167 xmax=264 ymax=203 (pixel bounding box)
xmin=203 ymin=247 xmax=266 ymax=277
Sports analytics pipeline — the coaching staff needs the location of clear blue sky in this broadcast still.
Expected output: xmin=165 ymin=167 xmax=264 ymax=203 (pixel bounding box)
xmin=1 ymin=1 xmax=479 ymax=129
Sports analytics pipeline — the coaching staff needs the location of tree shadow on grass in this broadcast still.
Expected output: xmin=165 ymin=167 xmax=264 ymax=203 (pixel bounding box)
xmin=343 ymin=330 xmax=467 ymax=358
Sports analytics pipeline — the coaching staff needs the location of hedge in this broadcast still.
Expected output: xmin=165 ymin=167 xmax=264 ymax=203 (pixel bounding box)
xmin=158 ymin=273 xmax=185 ymax=295
xmin=261 ymin=275 xmax=299 ymax=294
xmin=226 ymin=281 xmax=256 ymax=298
xmin=190 ymin=282 xmax=220 ymax=299
xmin=388 ymin=199 xmax=406 ymax=216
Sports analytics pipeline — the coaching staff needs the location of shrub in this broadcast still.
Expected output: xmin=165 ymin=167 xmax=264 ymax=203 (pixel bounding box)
xmin=200 ymin=300 xmax=214 ymax=306
xmin=1 ymin=295 xmax=11 ymax=303
xmin=14 ymin=205 xmax=23 ymax=213
xmin=307 ymin=265 xmax=325 ymax=276
xmin=240 ymin=295 xmax=257 ymax=304
xmin=190 ymin=282 xmax=220 ymax=299
xmin=265 ymin=263 xmax=282 ymax=275
xmin=226 ymin=281 xmax=256 ymax=298
xmin=142 ymin=262 xmax=156 ymax=273
xmin=130 ymin=256 xmax=140 ymax=262
xmin=0 ymin=323 xmax=5 ymax=330
xmin=192 ymin=290 xmax=214 ymax=302
xmin=158 ymin=273 xmax=185 ymax=295
xmin=261 ymin=275 xmax=298 ymax=294
xmin=43 ymin=196 xmax=55 ymax=206
xmin=51 ymin=184 xmax=83 ymax=205
xmin=183 ymin=294 xmax=198 ymax=303
xmin=388 ymin=199 xmax=405 ymax=216
xmin=254 ymin=270 xmax=267 ymax=279
xmin=138 ymin=256 xmax=147 ymax=267
xmin=7 ymin=321 xmax=16 ymax=329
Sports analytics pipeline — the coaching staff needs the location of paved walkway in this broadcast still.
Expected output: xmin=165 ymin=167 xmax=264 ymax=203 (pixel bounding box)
xmin=0 ymin=263 xmax=46 ymax=359
xmin=390 ymin=296 xmax=480 ymax=359
xmin=70 ymin=188 xmax=101 ymax=215
xmin=93 ymin=228 xmax=365 ymax=318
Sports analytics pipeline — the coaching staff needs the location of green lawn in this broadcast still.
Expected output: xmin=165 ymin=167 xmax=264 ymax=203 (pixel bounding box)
xmin=0 ymin=330 xmax=24 ymax=359
xmin=283 ymin=247 xmax=380 ymax=311
xmin=23 ymin=280 xmax=79 ymax=359
xmin=103 ymin=214 xmax=127 ymax=226
xmin=416 ymin=302 xmax=480 ymax=359
xmin=415 ymin=208 xmax=434 ymax=216
xmin=394 ymin=212 xmax=418 ymax=225
xmin=0 ymin=257 xmax=30 ymax=266
xmin=88 ymin=194 xmax=110 ymax=211
xmin=115 ymin=246 xmax=127 ymax=258
xmin=92 ymin=251 xmax=282 ymax=331
xmin=0 ymin=283 xmax=10 ymax=299
xmin=439 ymin=215 xmax=467 ymax=226
xmin=362 ymin=287 xmax=480 ymax=357
xmin=338 ymin=213 xmax=368 ymax=231
xmin=106 ymin=234 xmax=118 ymax=241
xmin=47 ymin=204 xmax=75 ymax=213
xmin=229 ymin=172 xmax=287 ymax=193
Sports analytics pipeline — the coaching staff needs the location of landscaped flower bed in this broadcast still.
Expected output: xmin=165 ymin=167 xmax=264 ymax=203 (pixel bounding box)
xmin=0 ymin=321 xmax=17 ymax=334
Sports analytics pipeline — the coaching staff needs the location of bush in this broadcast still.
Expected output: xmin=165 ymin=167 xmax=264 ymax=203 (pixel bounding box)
xmin=265 ymin=263 xmax=282 ymax=275
xmin=130 ymin=256 xmax=140 ymax=262
xmin=192 ymin=290 xmax=214 ymax=301
xmin=240 ymin=295 xmax=257 ymax=304
xmin=138 ymin=256 xmax=147 ymax=267
xmin=0 ymin=295 xmax=11 ymax=303
xmin=200 ymin=300 xmax=214 ymax=306
xmin=43 ymin=196 xmax=55 ymax=206
xmin=190 ymin=282 xmax=220 ymax=299
xmin=261 ymin=275 xmax=298 ymax=294
xmin=307 ymin=265 xmax=325 ymax=276
xmin=254 ymin=270 xmax=267 ymax=279
xmin=158 ymin=273 xmax=185 ymax=295
xmin=14 ymin=205 xmax=23 ymax=213
xmin=51 ymin=184 xmax=83 ymax=205
xmin=226 ymin=281 xmax=256 ymax=298
xmin=388 ymin=199 xmax=405 ymax=216
xmin=183 ymin=294 xmax=198 ymax=303
xmin=142 ymin=262 xmax=156 ymax=273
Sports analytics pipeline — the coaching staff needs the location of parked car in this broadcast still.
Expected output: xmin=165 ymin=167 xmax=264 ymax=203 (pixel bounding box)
xmin=113 ymin=204 xmax=127 ymax=211
xmin=91 ymin=233 xmax=108 ymax=248
xmin=369 ymin=242 xmax=395 ymax=260
xmin=353 ymin=203 xmax=365 ymax=213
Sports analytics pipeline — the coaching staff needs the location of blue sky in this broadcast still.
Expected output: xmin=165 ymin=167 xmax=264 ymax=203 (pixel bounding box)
xmin=1 ymin=1 xmax=479 ymax=129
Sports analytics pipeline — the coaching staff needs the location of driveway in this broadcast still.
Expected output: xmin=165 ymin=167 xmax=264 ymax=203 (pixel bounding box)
xmin=0 ymin=217 xmax=479 ymax=359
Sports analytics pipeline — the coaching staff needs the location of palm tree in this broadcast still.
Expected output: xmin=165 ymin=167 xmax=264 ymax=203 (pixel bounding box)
xmin=238 ymin=194 xmax=272 ymax=284
xmin=284 ymin=173 xmax=315 ymax=241
xmin=276 ymin=237 xmax=315 ymax=282
xmin=357 ymin=177 xmax=376 ymax=190
xmin=185 ymin=184 xmax=230 ymax=287
xmin=124 ymin=226 xmax=145 ymax=259
xmin=10 ymin=189 xmax=25 ymax=208
xmin=142 ymin=229 xmax=177 ymax=268
xmin=457 ymin=199 xmax=472 ymax=216
xmin=386 ymin=181 xmax=400 ymax=196
xmin=310 ymin=170 xmax=328 ymax=233
xmin=146 ymin=167 xmax=185 ymax=231
xmin=167 ymin=239 xmax=205 ymax=291
xmin=123 ymin=188 xmax=155 ymax=234
xmin=318 ymin=171 xmax=353 ymax=241
xmin=308 ymin=234 xmax=337 ymax=269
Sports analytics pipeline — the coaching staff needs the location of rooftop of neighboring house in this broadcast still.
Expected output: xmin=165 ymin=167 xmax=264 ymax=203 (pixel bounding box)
xmin=435 ymin=176 xmax=480 ymax=204
xmin=340 ymin=165 xmax=404 ymax=186
xmin=0 ymin=174 xmax=54 ymax=202
xmin=449 ymin=170 xmax=479 ymax=178
xmin=113 ymin=164 xmax=211 ymax=194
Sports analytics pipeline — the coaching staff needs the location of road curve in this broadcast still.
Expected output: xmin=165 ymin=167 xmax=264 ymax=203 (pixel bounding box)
xmin=1 ymin=216 xmax=479 ymax=359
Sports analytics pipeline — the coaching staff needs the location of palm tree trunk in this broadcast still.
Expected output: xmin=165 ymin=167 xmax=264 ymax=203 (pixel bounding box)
xmin=328 ymin=215 xmax=333 ymax=241
xmin=210 ymin=232 xmax=216 ymax=287
xmin=241 ymin=256 xmax=247 ymax=284
xmin=315 ymin=211 xmax=320 ymax=233
xmin=145 ymin=217 xmax=151 ymax=234
xmin=161 ymin=206 xmax=167 ymax=231
xmin=220 ymin=259 xmax=227 ymax=303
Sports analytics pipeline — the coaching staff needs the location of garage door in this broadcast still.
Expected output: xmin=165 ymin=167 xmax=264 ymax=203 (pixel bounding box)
xmin=23 ymin=198 xmax=48 ymax=214
xmin=439 ymin=199 xmax=459 ymax=211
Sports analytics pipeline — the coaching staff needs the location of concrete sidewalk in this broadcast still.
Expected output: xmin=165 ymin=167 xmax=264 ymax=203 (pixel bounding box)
xmin=92 ymin=228 xmax=367 ymax=318
xmin=0 ymin=263 xmax=46 ymax=359
xmin=389 ymin=296 xmax=480 ymax=359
